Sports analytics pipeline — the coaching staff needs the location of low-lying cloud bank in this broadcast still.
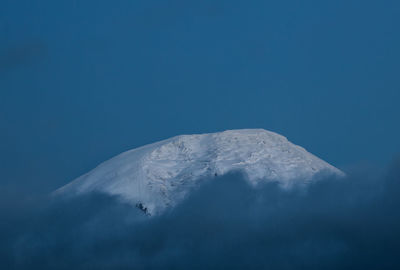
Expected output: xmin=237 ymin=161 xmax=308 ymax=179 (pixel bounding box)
xmin=1 ymin=160 xmax=400 ymax=269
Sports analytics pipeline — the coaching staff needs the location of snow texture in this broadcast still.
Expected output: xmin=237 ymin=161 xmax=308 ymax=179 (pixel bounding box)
xmin=55 ymin=129 xmax=344 ymax=215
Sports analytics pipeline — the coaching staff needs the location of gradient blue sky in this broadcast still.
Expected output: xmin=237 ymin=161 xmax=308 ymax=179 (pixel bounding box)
xmin=1 ymin=0 xmax=399 ymax=193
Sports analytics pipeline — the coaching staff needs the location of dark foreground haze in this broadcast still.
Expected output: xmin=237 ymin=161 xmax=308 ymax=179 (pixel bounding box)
xmin=1 ymin=159 xmax=400 ymax=270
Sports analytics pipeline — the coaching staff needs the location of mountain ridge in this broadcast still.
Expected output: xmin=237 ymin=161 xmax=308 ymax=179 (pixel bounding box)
xmin=55 ymin=129 xmax=344 ymax=215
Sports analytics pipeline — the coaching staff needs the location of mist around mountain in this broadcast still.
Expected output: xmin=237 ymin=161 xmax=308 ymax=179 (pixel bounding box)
xmin=1 ymin=159 xmax=399 ymax=270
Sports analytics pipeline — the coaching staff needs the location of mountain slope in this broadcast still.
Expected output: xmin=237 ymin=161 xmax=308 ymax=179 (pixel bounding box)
xmin=55 ymin=129 xmax=344 ymax=215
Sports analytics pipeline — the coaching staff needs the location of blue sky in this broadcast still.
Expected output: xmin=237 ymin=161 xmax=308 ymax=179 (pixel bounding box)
xmin=1 ymin=0 xmax=400 ymax=193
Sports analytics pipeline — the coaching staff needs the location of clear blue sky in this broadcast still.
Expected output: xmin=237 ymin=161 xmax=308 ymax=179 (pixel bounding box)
xmin=1 ymin=0 xmax=399 ymax=193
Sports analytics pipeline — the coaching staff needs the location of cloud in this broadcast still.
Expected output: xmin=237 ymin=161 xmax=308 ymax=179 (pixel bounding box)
xmin=0 ymin=41 xmax=46 ymax=73
xmin=1 ymin=159 xmax=400 ymax=269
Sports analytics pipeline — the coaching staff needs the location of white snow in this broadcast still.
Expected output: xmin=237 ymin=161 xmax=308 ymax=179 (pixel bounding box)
xmin=55 ymin=129 xmax=344 ymax=215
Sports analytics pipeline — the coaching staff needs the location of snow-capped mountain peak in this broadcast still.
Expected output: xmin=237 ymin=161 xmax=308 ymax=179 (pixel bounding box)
xmin=55 ymin=129 xmax=344 ymax=215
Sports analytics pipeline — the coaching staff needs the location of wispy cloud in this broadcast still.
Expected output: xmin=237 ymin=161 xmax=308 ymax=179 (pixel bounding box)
xmin=1 ymin=159 xmax=400 ymax=269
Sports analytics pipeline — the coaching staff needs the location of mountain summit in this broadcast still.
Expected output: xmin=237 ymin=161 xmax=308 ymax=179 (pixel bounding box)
xmin=55 ymin=129 xmax=343 ymax=215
